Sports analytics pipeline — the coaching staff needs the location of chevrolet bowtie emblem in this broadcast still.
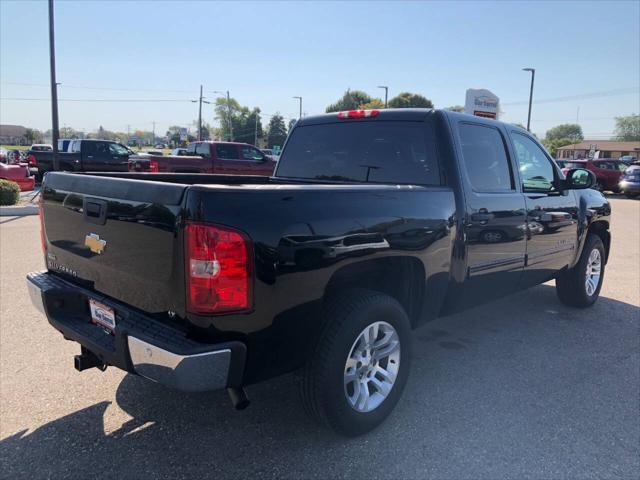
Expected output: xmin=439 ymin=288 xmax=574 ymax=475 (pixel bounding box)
xmin=84 ymin=233 xmax=106 ymax=254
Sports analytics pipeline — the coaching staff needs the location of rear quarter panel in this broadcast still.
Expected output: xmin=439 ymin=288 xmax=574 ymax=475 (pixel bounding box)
xmin=184 ymin=184 xmax=456 ymax=383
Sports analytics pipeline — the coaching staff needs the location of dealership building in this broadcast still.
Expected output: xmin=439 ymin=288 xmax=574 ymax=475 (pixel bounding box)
xmin=556 ymin=141 xmax=640 ymax=159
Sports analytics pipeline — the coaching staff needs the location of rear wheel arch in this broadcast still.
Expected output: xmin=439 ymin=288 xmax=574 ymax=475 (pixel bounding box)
xmin=324 ymin=257 xmax=425 ymax=328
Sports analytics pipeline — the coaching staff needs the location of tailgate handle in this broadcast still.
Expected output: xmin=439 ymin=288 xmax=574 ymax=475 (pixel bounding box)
xmin=83 ymin=198 xmax=107 ymax=225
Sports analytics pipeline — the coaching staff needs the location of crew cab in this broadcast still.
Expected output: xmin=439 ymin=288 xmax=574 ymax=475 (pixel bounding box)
xmin=28 ymin=139 xmax=132 ymax=178
xmin=27 ymin=109 xmax=611 ymax=436
xmin=128 ymin=141 xmax=276 ymax=176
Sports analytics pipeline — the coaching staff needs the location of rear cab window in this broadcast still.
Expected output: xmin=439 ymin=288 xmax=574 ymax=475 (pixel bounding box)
xmin=457 ymin=123 xmax=514 ymax=192
xmin=276 ymin=121 xmax=440 ymax=185
xmin=195 ymin=143 xmax=210 ymax=157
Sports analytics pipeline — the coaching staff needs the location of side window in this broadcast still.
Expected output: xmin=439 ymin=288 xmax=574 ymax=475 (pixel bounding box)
xmin=83 ymin=142 xmax=96 ymax=155
xmin=458 ymin=123 xmax=513 ymax=192
xmin=71 ymin=141 xmax=81 ymax=153
xmin=109 ymin=143 xmax=129 ymax=156
xmin=216 ymin=144 xmax=239 ymax=160
xmin=511 ymin=133 xmax=556 ymax=193
xmin=186 ymin=143 xmax=197 ymax=155
xmin=95 ymin=142 xmax=109 ymax=156
xmin=241 ymin=146 xmax=264 ymax=161
xmin=195 ymin=143 xmax=210 ymax=157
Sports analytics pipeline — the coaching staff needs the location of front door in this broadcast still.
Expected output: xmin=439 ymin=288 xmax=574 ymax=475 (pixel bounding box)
xmin=509 ymin=131 xmax=579 ymax=287
xmin=82 ymin=141 xmax=112 ymax=172
xmin=456 ymin=121 xmax=527 ymax=309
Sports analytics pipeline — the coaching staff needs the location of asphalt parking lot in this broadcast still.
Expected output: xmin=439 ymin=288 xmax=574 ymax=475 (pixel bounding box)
xmin=1 ymin=197 xmax=638 ymax=479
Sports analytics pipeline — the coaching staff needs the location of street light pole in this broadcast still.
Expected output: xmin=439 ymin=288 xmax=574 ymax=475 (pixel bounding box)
xmin=48 ymin=0 xmax=60 ymax=170
xmin=523 ymin=68 xmax=535 ymax=132
xmin=377 ymin=86 xmax=388 ymax=108
xmin=293 ymin=96 xmax=302 ymax=119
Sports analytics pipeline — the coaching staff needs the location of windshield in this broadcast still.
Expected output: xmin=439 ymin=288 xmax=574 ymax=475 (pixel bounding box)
xmin=276 ymin=121 xmax=440 ymax=185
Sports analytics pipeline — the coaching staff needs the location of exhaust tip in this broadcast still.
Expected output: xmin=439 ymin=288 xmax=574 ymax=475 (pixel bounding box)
xmin=227 ymin=387 xmax=250 ymax=410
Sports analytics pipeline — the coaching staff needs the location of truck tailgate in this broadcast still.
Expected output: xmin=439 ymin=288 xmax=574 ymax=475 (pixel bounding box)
xmin=41 ymin=172 xmax=187 ymax=313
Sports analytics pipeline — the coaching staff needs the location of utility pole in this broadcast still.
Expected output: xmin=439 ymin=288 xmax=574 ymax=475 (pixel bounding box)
xmin=198 ymin=85 xmax=203 ymax=141
xmin=377 ymin=86 xmax=388 ymax=108
xmin=523 ymin=68 xmax=535 ymax=131
xmin=293 ymin=96 xmax=302 ymax=119
xmin=152 ymin=121 xmax=156 ymax=145
xmin=254 ymin=112 xmax=259 ymax=146
xmin=126 ymin=124 xmax=130 ymax=145
xmin=227 ymin=91 xmax=232 ymax=140
xmin=48 ymin=0 xmax=60 ymax=170
xmin=192 ymin=85 xmax=210 ymax=141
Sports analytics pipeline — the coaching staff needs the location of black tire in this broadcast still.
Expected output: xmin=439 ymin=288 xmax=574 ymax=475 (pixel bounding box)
xmin=481 ymin=230 xmax=504 ymax=243
xmin=556 ymin=234 xmax=605 ymax=308
xmin=594 ymin=181 xmax=604 ymax=192
xmin=301 ymin=289 xmax=412 ymax=436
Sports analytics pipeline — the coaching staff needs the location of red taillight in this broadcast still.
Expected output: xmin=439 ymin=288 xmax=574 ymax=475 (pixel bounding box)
xmin=149 ymin=160 xmax=159 ymax=173
xmin=337 ymin=109 xmax=380 ymax=119
xmin=28 ymin=154 xmax=37 ymax=166
xmin=39 ymin=197 xmax=46 ymax=254
xmin=185 ymin=222 xmax=252 ymax=314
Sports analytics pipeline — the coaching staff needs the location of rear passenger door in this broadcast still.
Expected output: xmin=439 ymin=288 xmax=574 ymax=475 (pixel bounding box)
xmin=82 ymin=141 xmax=112 ymax=171
xmin=456 ymin=121 xmax=528 ymax=308
xmin=509 ymin=132 xmax=578 ymax=287
xmin=212 ymin=144 xmax=242 ymax=175
xmin=195 ymin=142 xmax=214 ymax=172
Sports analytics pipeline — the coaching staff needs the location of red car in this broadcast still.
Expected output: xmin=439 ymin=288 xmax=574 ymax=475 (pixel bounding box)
xmin=0 ymin=161 xmax=36 ymax=191
xmin=557 ymin=159 xmax=627 ymax=192
xmin=129 ymin=141 xmax=277 ymax=176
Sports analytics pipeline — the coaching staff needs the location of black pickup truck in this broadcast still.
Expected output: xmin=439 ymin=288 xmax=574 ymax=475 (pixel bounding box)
xmin=27 ymin=109 xmax=611 ymax=436
xmin=28 ymin=139 xmax=132 ymax=178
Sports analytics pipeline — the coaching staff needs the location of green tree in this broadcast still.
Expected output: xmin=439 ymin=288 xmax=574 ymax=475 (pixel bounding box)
xmin=24 ymin=128 xmax=41 ymax=143
xmin=446 ymin=105 xmax=465 ymax=112
xmin=544 ymin=124 xmax=583 ymax=142
xmin=267 ymin=113 xmax=287 ymax=148
xmin=544 ymin=137 xmax=575 ymax=157
xmin=214 ymin=96 xmax=242 ymax=140
xmin=360 ymin=99 xmax=385 ymax=110
xmin=388 ymin=92 xmax=433 ymax=109
xmin=614 ymin=114 xmax=640 ymax=141
xmin=288 ymin=118 xmax=298 ymax=132
xmin=326 ymin=90 xmax=372 ymax=112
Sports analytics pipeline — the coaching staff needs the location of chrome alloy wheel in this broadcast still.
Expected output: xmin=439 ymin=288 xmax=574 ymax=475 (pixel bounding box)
xmin=343 ymin=321 xmax=400 ymax=413
xmin=585 ymin=248 xmax=602 ymax=296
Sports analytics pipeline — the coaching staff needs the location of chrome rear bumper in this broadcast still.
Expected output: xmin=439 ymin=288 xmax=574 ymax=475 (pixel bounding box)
xmin=27 ymin=271 xmax=245 ymax=392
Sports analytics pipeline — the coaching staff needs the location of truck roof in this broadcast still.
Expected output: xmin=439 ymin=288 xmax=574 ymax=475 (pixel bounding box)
xmin=296 ymin=108 xmax=528 ymax=132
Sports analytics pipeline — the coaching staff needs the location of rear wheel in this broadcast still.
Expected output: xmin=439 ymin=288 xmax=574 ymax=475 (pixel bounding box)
xmin=301 ymin=289 xmax=411 ymax=436
xmin=556 ymin=234 xmax=605 ymax=308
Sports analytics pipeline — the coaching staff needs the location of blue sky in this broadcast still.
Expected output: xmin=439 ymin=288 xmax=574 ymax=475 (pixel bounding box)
xmin=1 ymin=0 xmax=638 ymax=139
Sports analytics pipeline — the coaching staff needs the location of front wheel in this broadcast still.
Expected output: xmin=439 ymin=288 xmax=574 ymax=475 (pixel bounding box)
xmin=556 ymin=234 xmax=605 ymax=308
xmin=301 ymin=289 xmax=412 ymax=436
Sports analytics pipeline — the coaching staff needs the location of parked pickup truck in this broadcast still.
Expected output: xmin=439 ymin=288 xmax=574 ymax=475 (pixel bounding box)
xmin=28 ymin=109 xmax=611 ymax=436
xmin=128 ymin=141 xmax=277 ymax=176
xmin=28 ymin=139 xmax=133 ymax=178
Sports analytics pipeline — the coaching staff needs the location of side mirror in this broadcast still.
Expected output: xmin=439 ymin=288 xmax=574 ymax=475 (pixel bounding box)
xmin=564 ymin=168 xmax=596 ymax=190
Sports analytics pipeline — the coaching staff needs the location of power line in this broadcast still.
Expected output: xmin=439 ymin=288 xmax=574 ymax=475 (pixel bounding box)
xmin=503 ymin=87 xmax=639 ymax=106
xmin=0 ymin=97 xmax=192 ymax=102
xmin=1 ymin=81 xmax=193 ymax=93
